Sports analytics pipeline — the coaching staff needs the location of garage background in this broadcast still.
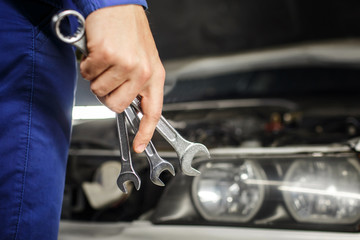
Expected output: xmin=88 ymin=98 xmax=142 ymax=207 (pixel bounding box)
xmin=147 ymin=0 xmax=360 ymax=60
xmin=75 ymin=0 xmax=360 ymax=106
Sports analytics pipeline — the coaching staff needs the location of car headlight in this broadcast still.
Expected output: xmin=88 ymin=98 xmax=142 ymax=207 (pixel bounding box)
xmin=153 ymin=148 xmax=360 ymax=232
xmin=282 ymin=158 xmax=360 ymax=224
xmin=192 ymin=160 xmax=266 ymax=222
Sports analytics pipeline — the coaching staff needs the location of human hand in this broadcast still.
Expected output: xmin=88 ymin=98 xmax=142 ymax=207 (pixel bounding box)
xmin=80 ymin=5 xmax=165 ymax=153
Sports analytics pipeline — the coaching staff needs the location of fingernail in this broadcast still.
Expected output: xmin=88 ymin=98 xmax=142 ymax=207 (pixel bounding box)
xmin=135 ymin=144 xmax=146 ymax=153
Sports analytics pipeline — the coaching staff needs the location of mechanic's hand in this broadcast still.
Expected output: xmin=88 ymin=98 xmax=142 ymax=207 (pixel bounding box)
xmin=80 ymin=5 xmax=165 ymax=153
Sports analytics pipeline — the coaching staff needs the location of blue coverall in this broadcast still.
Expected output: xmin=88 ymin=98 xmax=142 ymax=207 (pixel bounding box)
xmin=0 ymin=0 xmax=147 ymax=239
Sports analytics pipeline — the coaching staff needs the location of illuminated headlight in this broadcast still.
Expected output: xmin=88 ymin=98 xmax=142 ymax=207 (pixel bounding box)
xmin=192 ymin=161 xmax=266 ymax=222
xmin=282 ymin=158 xmax=360 ymax=224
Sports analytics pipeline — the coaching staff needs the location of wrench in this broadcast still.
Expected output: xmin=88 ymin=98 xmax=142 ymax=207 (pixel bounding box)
xmin=52 ymin=12 xmax=142 ymax=192
xmin=132 ymin=97 xmax=210 ymax=176
xmin=116 ymin=112 xmax=141 ymax=194
xmin=52 ymin=10 xmax=208 ymax=181
xmin=52 ymin=10 xmax=88 ymax=56
xmin=124 ymin=107 xmax=175 ymax=186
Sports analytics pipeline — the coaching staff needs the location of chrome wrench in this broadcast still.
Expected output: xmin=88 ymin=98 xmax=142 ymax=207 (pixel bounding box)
xmin=116 ymin=113 xmax=141 ymax=193
xmin=52 ymin=10 xmax=88 ymax=56
xmin=52 ymin=10 xmax=208 ymax=182
xmin=124 ymin=107 xmax=175 ymax=186
xmin=52 ymin=11 xmax=140 ymax=193
xmin=132 ymin=98 xmax=210 ymax=176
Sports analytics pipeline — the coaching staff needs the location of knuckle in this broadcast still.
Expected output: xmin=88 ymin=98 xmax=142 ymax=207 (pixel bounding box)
xmin=139 ymin=63 xmax=152 ymax=82
xmin=90 ymin=84 xmax=106 ymax=97
xmin=93 ymin=41 xmax=114 ymax=64
xmin=89 ymin=83 xmax=96 ymax=94
xmin=137 ymin=127 xmax=153 ymax=142
xmin=159 ymin=65 xmax=166 ymax=80
xmin=155 ymin=65 xmax=166 ymax=84
xmin=120 ymin=56 xmax=139 ymax=73
xmin=154 ymin=111 xmax=162 ymax=121
xmin=101 ymin=47 xmax=114 ymax=63
xmin=106 ymin=99 xmax=124 ymax=113
xmin=147 ymin=110 xmax=161 ymax=123
xmin=79 ymin=65 xmax=90 ymax=80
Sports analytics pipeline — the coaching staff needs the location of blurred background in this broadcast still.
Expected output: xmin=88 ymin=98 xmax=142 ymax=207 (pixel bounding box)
xmin=75 ymin=0 xmax=360 ymax=106
xmin=147 ymin=0 xmax=360 ymax=60
xmin=62 ymin=1 xmax=360 ymax=239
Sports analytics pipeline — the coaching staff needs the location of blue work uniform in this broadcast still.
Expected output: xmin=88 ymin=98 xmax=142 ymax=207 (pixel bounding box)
xmin=0 ymin=0 xmax=147 ymax=239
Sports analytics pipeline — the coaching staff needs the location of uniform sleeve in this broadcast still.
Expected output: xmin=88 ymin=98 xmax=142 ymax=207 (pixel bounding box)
xmin=72 ymin=0 xmax=148 ymax=18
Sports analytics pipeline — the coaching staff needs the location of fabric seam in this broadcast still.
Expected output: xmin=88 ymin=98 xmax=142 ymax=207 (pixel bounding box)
xmin=13 ymin=25 xmax=35 ymax=240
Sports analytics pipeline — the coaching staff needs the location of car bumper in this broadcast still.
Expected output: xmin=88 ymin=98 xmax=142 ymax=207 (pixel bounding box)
xmin=59 ymin=221 xmax=359 ymax=240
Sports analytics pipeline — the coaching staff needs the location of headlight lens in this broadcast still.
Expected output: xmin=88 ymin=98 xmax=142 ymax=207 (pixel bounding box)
xmin=192 ymin=160 xmax=266 ymax=222
xmin=282 ymin=158 xmax=360 ymax=224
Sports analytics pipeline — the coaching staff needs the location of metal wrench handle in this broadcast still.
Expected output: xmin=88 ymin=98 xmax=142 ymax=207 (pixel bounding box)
xmin=117 ymin=113 xmax=132 ymax=165
xmin=116 ymin=112 xmax=141 ymax=193
xmin=132 ymin=98 xmax=209 ymax=176
xmin=157 ymin=116 xmax=210 ymax=176
xmin=53 ymin=10 xmax=142 ymax=192
xmin=156 ymin=116 xmax=192 ymax=153
xmin=124 ymin=106 xmax=175 ymax=186
xmin=131 ymin=97 xmax=195 ymax=151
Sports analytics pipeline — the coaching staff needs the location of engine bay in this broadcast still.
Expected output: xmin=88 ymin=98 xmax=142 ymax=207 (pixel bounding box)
xmin=63 ymin=96 xmax=360 ymax=230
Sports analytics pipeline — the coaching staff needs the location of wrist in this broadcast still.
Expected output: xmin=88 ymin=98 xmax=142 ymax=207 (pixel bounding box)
xmin=73 ymin=0 xmax=148 ymax=18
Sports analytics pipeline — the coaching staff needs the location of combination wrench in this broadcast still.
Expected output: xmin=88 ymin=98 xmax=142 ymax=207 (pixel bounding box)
xmin=52 ymin=10 xmax=210 ymax=191
xmin=116 ymin=113 xmax=141 ymax=193
xmin=124 ymin=107 xmax=175 ymax=186
xmin=52 ymin=10 xmax=141 ymax=192
xmin=132 ymin=97 xmax=210 ymax=176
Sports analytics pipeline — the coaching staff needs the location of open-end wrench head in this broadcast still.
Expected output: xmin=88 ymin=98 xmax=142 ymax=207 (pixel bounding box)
xmin=182 ymin=166 xmax=201 ymax=177
xmin=150 ymin=162 xmax=176 ymax=187
xmin=181 ymin=143 xmax=210 ymax=176
xmin=117 ymin=173 xmax=141 ymax=194
xmin=150 ymin=178 xmax=165 ymax=187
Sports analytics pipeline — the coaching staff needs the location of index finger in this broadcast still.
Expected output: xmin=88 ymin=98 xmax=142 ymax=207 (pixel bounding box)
xmin=132 ymin=91 xmax=163 ymax=153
